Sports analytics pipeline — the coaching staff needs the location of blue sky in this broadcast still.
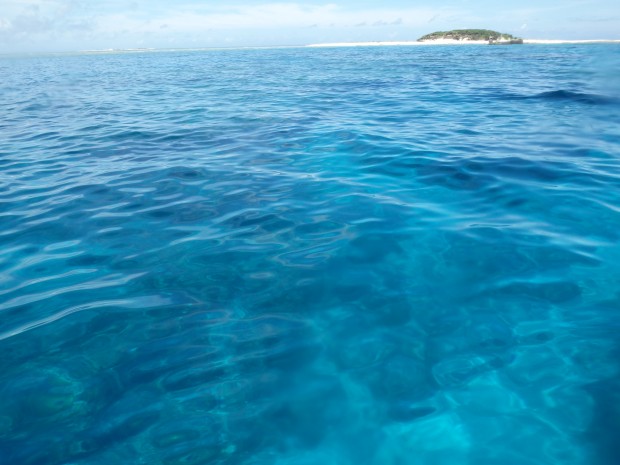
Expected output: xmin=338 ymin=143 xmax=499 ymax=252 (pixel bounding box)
xmin=1 ymin=0 xmax=619 ymax=52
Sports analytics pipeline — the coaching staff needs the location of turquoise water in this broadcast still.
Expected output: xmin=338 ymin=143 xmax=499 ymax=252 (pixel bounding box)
xmin=1 ymin=44 xmax=620 ymax=464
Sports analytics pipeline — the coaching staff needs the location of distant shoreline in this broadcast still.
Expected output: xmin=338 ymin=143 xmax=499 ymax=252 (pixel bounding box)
xmin=3 ymin=39 xmax=619 ymax=57
xmin=307 ymin=39 xmax=620 ymax=47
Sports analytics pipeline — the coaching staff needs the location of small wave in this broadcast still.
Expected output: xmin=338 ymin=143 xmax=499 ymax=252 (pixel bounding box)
xmin=535 ymin=90 xmax=618 ymax=104
xmin=501 ymin=89 xmax=618 ymax=105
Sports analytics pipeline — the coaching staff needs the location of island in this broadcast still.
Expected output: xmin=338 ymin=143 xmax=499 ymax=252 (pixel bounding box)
xmin=418 ymin=29 xmax=523 ymax=45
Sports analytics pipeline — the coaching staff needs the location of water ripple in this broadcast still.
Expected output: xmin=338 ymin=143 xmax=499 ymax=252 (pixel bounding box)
xmin=1 ymin=45 xmax=620 ymax=465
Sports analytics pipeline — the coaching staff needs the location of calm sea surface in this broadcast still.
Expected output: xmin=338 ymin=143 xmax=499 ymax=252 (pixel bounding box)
xmin=1 ymin=44 xmax=620 ymax=465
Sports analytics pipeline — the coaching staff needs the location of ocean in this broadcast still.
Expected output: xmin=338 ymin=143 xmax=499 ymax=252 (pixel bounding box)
xmin=1 ymin=44 xmax=620 ymax=465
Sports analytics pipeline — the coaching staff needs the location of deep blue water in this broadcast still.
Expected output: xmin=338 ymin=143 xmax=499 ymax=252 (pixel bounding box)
xmin=1 ymin=44 xmax=620 ymax=465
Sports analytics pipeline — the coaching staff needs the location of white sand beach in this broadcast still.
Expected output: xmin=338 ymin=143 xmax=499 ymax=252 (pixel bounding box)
xmin=307 ymin=39 xmax=620 ymax=48
xmin=306 ymin=40 xmax=487 ymax=47
xmin=524 ymin=39 xmax=620 ymax=44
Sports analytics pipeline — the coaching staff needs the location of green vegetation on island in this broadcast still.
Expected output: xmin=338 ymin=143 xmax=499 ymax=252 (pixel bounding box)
xmin=418 ymin=29 xmax=518 ymax=42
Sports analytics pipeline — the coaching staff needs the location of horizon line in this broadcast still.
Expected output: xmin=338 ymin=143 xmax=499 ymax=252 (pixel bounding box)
xmin=1 ymin=39 xmax=620 ymax=56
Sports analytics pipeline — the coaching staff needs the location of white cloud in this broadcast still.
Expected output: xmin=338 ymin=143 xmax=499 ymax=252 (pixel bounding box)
xmin=1 ymin=1 xmax=460 ymax=36
xmin=88 ymin=3 xmax=459 ymax=34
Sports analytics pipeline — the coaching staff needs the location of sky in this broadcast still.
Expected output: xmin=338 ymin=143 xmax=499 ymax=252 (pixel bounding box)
xmin=1 ymin=0 xmax=619 ymax=53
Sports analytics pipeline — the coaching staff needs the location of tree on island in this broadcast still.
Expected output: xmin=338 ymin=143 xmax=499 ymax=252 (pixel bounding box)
xmin=418 ymin=29 xmax=518 ymax=41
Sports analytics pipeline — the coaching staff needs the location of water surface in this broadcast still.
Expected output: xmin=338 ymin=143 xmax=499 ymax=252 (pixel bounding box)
xmin=1 ymin=44 xmax=620 ymax=465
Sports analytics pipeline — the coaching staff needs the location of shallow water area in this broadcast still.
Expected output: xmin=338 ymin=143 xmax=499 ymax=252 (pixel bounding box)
xmin=1 ymin=44 xmax=620 ymax=465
